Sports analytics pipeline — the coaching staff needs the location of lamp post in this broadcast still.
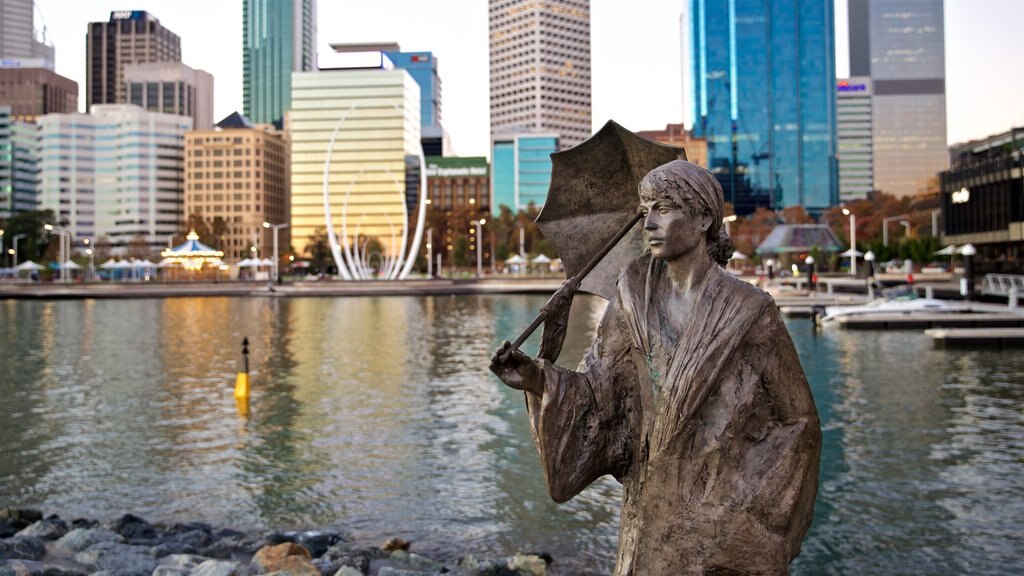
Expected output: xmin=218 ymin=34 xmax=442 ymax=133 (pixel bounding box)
xmin=960 ymin=243 xmax=976 ymax=301
xmin=864 ymin=250 xmax=876 ymax=277
xmin=262 ymin=221 xmax=289 ymax=283
xmin=472 ymin=219 xmax=486 ymax=279
xmin=44 ymin=224 xmax=70 ymax=283
xmin=11 ymin=234 xmax=25 ymax=268
xmin=882 ymin=214 xmax=910 ymax=246
xmin=805 ymin=255 xmax=816 ymax=291
xmin=0 ymin=229 xmax=4 ymax=267
xmin=723 ymin=214 xmax=737 ymax=237
xmin=426 ymin=228 xmax=433 ymax=277
xmin=842 ymin=208 xmax=857 ymax=276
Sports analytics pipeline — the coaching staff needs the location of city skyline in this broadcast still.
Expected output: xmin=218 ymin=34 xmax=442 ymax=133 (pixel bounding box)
xmin=30 ymin=0 xmax=1024 ymax=159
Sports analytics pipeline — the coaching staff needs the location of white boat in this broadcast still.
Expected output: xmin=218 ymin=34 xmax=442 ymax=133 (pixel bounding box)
xmin=815 ymin=284 xmax=966 ymax=325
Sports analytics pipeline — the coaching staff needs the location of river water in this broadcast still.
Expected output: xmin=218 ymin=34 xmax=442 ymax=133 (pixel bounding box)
xmin=0 ymin=295 xmax=1022 ymax=575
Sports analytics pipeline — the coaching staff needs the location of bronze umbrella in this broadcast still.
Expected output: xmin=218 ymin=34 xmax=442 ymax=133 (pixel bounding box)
xmin=505 ymin=120 xmax=686 ymax=353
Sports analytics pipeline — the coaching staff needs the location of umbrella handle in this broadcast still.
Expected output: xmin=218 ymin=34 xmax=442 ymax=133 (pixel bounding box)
xmin=500 ymin=210 xmax=643 ymax=362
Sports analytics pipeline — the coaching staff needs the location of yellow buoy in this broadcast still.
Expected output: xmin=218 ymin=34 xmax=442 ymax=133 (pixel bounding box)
xmin=234 ymin=336 xmax=250 ymax=400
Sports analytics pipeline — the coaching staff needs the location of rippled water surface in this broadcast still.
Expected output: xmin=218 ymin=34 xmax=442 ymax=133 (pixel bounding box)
xmin=1 ymin=295 xmax=1022 ymax=575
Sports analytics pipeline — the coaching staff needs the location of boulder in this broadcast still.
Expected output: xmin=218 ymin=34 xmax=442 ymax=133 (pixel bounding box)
xmin=172 ymin=529 xmax=214 ymax=549
xmin=0 ymin=559 xmax=86 ymax=576
xmin=151 ymin=542 xmax=200 ymax=558
xmin=199 ymin=533 xmax=263 ymax=560
xmin=108 ymin=514 xmax=157 ymax=541
xmin=54 ymin=528 xmax=124 ymax=553
xmin=295 ymin=531 xmax=347 ymax=559
xmin=16 ymin=518 xmax=69 ymax=541
xmin=376 ymin=569 xmax=435 ymax=576
xmin=152 ymin=567 xmax=190 ymax=576
xmin=73 ymin=541 xmax=157 ymax=575
xmin=330 ymin=568 xmax=363 ymax=576
xmin=0 ymin=511 xmax=43 ymax=539
xmin=379 ymin=538 xmax=410 ymax=553
xmin=0 ymin=537 xmax=47 ymax=561
xmin=389 ymin=550 xmax=443 ymax=573
xmin=190 ymin=559 xmax=241 ymax=576
xmin=459 ymin=553 xmax=548 ymax=576
xmin=250 ymin=543 xmax=317 ymax=576
xmin=157 ymin=554 xmax=210 ymax=570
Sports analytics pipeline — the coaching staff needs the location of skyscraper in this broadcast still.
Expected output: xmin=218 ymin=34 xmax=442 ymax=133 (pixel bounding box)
xmin=243 ymin=0 xmax=317 ymax=126
xmin=849 ymin=0 xmax=947 ymax=197
xmin=384 ymin=49 xmax=447 ymax=156
xmin=0 ymin=0 xmax=54 ymax=70
xmin=489 ymin=0 xmax=591 ymax=150
xmin=86 ymin=11 xmax=182 ymax=110
xmin=0 ymin=105 xmax=40 ymax=218
xmin=687 ymin=0 xmax=837 ymax=215
xmin=836 ymin=77 xmax=874 ymax=202
xmin=124 ymin=62 xmax=215 ymax=130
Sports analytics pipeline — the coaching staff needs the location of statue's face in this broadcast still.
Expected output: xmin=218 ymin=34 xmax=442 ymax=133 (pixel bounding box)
xmin=639 ymin=192 xmax=709 ymax=261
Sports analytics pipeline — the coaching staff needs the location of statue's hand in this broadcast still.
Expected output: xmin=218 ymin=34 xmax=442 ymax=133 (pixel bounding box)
xmin=489 ymin=341 xmax=543 ymax=396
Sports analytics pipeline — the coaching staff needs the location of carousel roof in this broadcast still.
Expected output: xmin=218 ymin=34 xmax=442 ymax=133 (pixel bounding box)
xmin=163 ymin=230 xmax=223 ymax=257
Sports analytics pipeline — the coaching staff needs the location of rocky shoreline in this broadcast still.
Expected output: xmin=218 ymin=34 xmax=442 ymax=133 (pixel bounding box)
xmin=0 ymin=509 xmax=553 ymax=576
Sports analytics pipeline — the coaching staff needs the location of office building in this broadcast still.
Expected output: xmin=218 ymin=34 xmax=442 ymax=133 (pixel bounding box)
xmin=941 ymin=127 xmax=1024 ymax=270
xmin=243 ymin=0 xmax=317 ymax=126
xmin=185 ymin=114 xmax=289 ymax=262
xmin=489 ymin=0 xmax=591 ymax=150
xmin=425 ymin=156 xmax=489 ymax=212
xmin=0 ymin=105 xmax=39 ymax=218
xmin=0 ymin=66 xmax=77 ymax=120
xmin=37 ymin=104 xmax=191 ymax=252
xmin=490 ymin=133 xmax=557 ymax=216
xmin=849 ymin=0 xmax=947 ymax=197
xmin=687 ymin=0 xmax=837 ymax=215
xmin=384 ymin=49 xmax=448 ymax=156
xmin=86 ymin=11 xmax=181 ymax=110
xmin=635 ymin=123 xmax=708 ymax=169
xmin=290 ymin=66 xmax=422 ymax=279
xmin=125 ymin=62 xmax=215 ymax=130
xmin=0 ymin=0 xmax=54 ymax=70
xmin=837 ymin=77 xmax=874 ymax=202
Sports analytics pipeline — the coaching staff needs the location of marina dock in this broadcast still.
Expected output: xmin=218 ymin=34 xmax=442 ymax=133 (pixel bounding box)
xmin=925 ymin=327 xmax=1024 ymax=348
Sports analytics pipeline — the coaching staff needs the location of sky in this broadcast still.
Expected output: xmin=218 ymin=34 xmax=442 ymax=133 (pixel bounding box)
xmin=32 ymin=0 xmax=1024 ymax=158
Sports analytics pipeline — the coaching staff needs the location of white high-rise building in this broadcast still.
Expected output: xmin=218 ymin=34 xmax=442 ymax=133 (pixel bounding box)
xmin=488 ymin=0 xmax=591 ymax=150
xmin=290 ymin=66 xmax=423 ymax=279
xmin=0 ymin=0 xmax=54 ymax=69
xmin=38 ymin=104 xmax=192 ymax=253
xmin=837 ymin=77 xmax=874 ymax=202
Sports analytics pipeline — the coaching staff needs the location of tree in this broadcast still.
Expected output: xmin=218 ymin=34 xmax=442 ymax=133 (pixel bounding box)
xmin=0 ymin=209 xmax=59 ymax=264
xmin=305 ymin=227 xmax=332 ymax=274
xmin=780 ymin=206 xmax=813 ymax=225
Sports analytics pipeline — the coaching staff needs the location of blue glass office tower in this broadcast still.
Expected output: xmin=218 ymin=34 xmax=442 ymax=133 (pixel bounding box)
xmin=384 ymin=50 xmax=445 ymax=156
xmin=688 ymin=0 xmax=837 ymax=215
xmin=491 ymin=134 xmax=558 ymax=216
xmin=243 ymin=0 xmax=317 ymax=126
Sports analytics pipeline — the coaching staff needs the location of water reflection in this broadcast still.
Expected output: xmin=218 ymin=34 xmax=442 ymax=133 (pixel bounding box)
xmin=0 ymin=298 xmax=1022 ymax=575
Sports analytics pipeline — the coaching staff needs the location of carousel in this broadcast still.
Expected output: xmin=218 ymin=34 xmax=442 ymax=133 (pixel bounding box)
xmin=160 ymin=230 xmax=225 ymax=280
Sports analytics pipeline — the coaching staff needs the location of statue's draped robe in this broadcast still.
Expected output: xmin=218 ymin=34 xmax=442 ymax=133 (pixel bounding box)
xmin=527 ymin=258 xmax=821 ymax=575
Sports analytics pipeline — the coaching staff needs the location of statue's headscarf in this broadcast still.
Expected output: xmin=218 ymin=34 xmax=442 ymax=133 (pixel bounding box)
xmin=639 ymin=160 xmax=724 ymax=241
xmin=639 ymin=160 xmax=733 ymax=267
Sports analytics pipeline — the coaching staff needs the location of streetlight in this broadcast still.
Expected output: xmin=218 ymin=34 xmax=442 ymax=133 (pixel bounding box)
xmin=262 ymin=221 xmax=289 ymax=283
xmin=85 ymin=248 xmax=94 ymax=282
xmin=10 ymin=234 xmax=25 ymax=268
xmin=805 ymin=255 xmax=816 ymax=291
xmin=0 ymin=229 xmax=4 ymax=267
xmin=882 ymin=214 xmax=910 ymax=246
xmin=426 ymin=227 xmax=433 ymax=277
xmin=842 ymin=208 xmax=857 ymax=276
xmin=44 ymin=224 xmax=70 ymax=283
xmin=723 ymin=214 xmax=738 ymax=237
xmin=472 ymin=219 xmax=486 ymax=278
xmin=864 ymin=250 xmax=876 ymax=278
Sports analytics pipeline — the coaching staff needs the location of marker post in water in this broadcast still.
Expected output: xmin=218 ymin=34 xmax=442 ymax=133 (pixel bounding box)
xmin=235 ymin=337 xmax=250 ymax=400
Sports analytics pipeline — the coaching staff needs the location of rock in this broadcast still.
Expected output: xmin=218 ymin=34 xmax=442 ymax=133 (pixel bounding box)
xmin=330 ymin=568 xmax=363 ymax=576
xmin=263 ymin=532 xmax=298 ymax=546
xmin=199 ymin=533 xmax=263 ymax=560
xmin=190 ymin=559 xmax=241 ymax=576
xmin=379 ymin=538 xmax=410 ymax=553
xmin=172 ymin=529 xmax=214 ymax=549
xmin=0 ymin=537 xmax=48 ymax=561
xmin=153 ymin=567 xmax=190 ymax=576
xmin=0 ymin=511 xmax=42 ymax=539
xmin=319 ymin=542 xmax=376 ymax=574
xmin=376 ymin=569 xmax=436 ymax=576
xmin=250 ymin=543 xmax=317 ymax=576
xmin=151 ymin=542 xmax=200 ymax=558
xmin=389 ymin=551 xmax=443 ymax=573
xmin=54 ymin=528 xmax=124 ymax=553
xmin=460 ymin=553 xmax=547 ymax=576
xmin=108 ymin=514 xmax=157 ymax=541
xmin=296 ymin=531 xmax=347 ymax=559
xmin=16 ymin=518 xmax=69 ymax=541
xmin=157 ymin=554 xmax=210 ymax=570
xmin=0 ymin=559 xmax=86 ymax=576
xmin=73 ymin=541 xmax=157 ymax=575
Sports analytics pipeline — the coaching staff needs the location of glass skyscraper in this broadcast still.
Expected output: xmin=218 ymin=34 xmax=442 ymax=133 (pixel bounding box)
xmin=849 ymin=0 xmax=947 ymax=197
xmin=242 ymin=0 xmax=317 ymax=126
xmin=687 ymin=0 xmax=837 ymax=215
xmin=491 ymin=134 xmax=558 ymax=216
